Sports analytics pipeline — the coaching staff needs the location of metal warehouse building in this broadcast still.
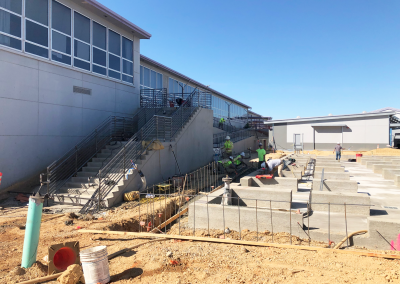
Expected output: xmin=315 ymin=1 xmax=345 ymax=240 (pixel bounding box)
xmin=266 ymin=108 xmax=400 ymax=151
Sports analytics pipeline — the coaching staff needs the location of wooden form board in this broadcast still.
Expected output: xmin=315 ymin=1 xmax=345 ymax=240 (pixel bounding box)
xmin=79 ymin=229 xmax=400 ymax=260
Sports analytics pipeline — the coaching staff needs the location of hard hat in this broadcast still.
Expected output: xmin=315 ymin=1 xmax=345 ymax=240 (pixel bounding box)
xmin=226 ymin=136 xmax=230 ymax=140
xmin=337 ymin=142 xmax=340 ymax=144
xmin=261 ymin=162 xmax=266 ymax=168
xmin=240 ymin=152 xmax=245 ymax=157
xmin=229 ymin=156 xmax=233 ymax=160
xmin=259 ymin=143 xmax=262 ymax=146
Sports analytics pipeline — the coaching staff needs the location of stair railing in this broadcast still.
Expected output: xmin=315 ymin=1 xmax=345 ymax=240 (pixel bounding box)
xmin=80 ymin=115 xmax=172 ymax=213
xmin=213 ymin=129 xmax=257 ymax=149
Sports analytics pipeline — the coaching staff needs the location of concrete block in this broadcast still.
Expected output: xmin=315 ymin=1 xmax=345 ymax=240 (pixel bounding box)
xmin=366 ymin=161 xmax=391 ymax=169
xmin=372 ymin=164 xmax=400 ymax=174
xmin=251 ymin=177 xmax=298 ymax=192
xmin=391 ymin=160 xmax=400 ymax=165
xmin=311 ymin=191 xmax=370 ymax=215
xmin=312 ymin=180 xmax=358 ymax=193
xmin=187 ymin=201 xmax=303 ymax=234
xmin=361 ymin=158 xmax=383 ymax=165
xmin=382 ymin=169 xmax=400 ymax=180
xmin=365 ymin=217 xmax=400 ymax=250
xmin=231 ymin=187 xmax=292 ymax=210
xmin=314 ymin=166 xmax=345 ymax=173
xmin=240 ymin=176 xmax=257 ymax=187
xmin=395 ymin=175 xmax=400 ymax=188
xmin=314 ymin=172 xmax=350 ymax=180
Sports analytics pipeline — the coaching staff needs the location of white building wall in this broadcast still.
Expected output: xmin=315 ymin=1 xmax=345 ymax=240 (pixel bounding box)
xmin=286 ymin=116 xmax=389 ymax=147
xmin=0 ymin=0 xmax=142 ymax=192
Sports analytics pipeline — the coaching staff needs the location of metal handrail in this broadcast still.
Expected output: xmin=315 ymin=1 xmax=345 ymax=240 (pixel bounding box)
xmin=80 ymin=115 xmax=172 ymax=212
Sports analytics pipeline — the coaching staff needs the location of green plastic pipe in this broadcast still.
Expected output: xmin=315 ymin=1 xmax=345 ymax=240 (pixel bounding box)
xmin=21 ymin=193 xmax=44 ymax=268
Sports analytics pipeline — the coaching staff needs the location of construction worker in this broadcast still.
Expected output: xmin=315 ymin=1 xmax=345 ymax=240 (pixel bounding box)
xmin=249 ymin=143 xmax=266 ymax=168
xmin=233 ymin=152 xmax=247 ymax=167
xmin=218 ymin=156 xmax=237 ymax=175
xmin=219 ymin=117 xmax=226 ymax=129
xmin=261 ymin=158 xmax=284 ymax=177
xmin=222 ymin=136 xmax=233 ymax=158
xmin=333 ymin=142 xmax=344 ymax=161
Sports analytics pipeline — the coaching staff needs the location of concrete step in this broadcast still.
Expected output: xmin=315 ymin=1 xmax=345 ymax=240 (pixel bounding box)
xmin=82 ymin=166 xmax=101 ymax=172
xmin=96 ymin=153 xmax=113 ymax=159
xmin=54 ymin=192 xmax=94 ymax=205
xmin=77 ymin=171 xmax=98 ymax=177
xmin=87 ymin=162 xmax=103 ymax=168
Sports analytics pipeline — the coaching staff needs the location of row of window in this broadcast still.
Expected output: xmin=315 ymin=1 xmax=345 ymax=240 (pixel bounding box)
xmin=0 ymin=0 xmax=134 ymax=84
xmin=212 ymin=95 xmax=248 ymax=120
xmin=140 ymin=65 xmax=162 ymax=89
xmin=168 ymin=78 xmax=197 ymax=99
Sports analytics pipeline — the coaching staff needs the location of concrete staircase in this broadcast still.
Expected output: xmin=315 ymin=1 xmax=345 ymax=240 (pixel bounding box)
xmin=53 ymin=107 xmax=201 ymax=208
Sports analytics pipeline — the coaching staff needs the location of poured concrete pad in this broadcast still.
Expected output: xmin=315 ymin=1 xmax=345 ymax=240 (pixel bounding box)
xmin=314 ymin=166 xmax=345 ymax=173
xmin=314 ymin=172 xmax=350 ymax=180
xmin=312 ymin=180 xmax=358 ymax=193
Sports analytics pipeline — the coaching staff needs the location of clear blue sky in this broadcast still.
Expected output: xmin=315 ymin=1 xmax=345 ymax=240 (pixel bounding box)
xmin=99 ymin=0 xmax=400 ymax=119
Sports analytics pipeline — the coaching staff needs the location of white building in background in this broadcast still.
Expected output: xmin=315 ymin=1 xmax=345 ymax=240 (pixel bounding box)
xmin=265 ymin=108 xmax=400 ymax=151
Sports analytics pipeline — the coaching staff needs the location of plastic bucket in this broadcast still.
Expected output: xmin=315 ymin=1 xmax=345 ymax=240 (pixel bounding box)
xmin=80 ymin=246 xmax=110 ymax=284
xmin=356 ymin=153 xmax=363 ymax=163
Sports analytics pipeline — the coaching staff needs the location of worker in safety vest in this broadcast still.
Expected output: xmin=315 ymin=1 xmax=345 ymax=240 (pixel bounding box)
xmin=222 ymin=136 xmax=233 ymax=158
xmin=219 ymin=117 xmax=226 ymax=129
xmin=217 ymin=156 xmax=237 ymax=175
xmin=249 ymin=143 xmax=266 ymax=169
xmin=233 ymin=152 xmax=247 ymax=167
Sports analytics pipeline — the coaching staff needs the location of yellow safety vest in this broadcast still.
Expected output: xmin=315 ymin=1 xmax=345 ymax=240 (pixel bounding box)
xmin=224 ymin=141 xmax=233 ymax=151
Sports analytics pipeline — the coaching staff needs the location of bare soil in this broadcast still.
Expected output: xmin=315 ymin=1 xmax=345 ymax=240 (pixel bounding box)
xmin=1 ymin=197 xmax=400 ymax=284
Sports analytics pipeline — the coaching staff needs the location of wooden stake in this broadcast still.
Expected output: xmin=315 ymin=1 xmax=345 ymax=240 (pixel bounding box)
xmin=78 ymin=229 xmax=400 ymax=260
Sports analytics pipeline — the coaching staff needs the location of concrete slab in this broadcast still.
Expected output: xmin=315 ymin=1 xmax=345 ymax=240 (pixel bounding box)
xmin=366 ymin=161 xmax=392 ymax=169
xmin=314 ymin=166 xmax=345 ymax=172
xmin=312 ymin=180 xmax=358 ymax=193
xmin=311 ymin=191 xmax=370 ymax=215
xmin=252 ymin=177 xmax=298 ymax=192
xmin=372 ymin=164 xmax=400 ymax=174
xmin=314 ymin=172 xmax=350 ymax=180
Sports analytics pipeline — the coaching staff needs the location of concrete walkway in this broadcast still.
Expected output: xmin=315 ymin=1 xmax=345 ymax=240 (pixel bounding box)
xmin=292 ymin=159 xmax=400 ymax=241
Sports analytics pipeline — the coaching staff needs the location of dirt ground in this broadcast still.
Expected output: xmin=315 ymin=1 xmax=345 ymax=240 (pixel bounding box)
xmin=1 ymin=197 xmax=400 ymax=283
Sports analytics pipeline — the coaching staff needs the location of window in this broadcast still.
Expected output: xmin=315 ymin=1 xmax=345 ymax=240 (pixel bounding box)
xmin=92 ymin=21 xmax=106 ymax=75
xmin=25 ymin=0 xmax=48 ymax=58
xmin=0 ymin=2 xmax=22 ymax=50
xmin=0 ymin=0 xmax=135 ymax=84
xmin=108 ymin=29 xmax=120 ymax=79
xmin=51 ymin=1 xmax=71 ymax=65
xmin=73 ymin=12 xmax=90 ymax=71
xmin=141 ymin=65 xmax=163 ymax=89
xmin=122 ymin=37 xmax=133 ymax=83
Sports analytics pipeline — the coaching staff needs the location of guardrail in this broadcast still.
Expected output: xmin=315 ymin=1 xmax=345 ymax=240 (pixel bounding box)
xmin=213 ymin=129 xmax=256 ymax=148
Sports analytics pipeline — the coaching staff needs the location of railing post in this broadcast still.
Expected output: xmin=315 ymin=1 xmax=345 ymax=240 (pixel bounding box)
xmin=46 ymin=167 xmax=50 ymax=197
xmin=75 ymin=146 xmax=78 ymax=176
xmin=98 ymin=170 xmax=101 ymax=211
xmin=156 ymin=116 xmax=158 ymax=141
xmin=95 ymin=129 xmax=98 ymax=152
xmin=123 ymin=146 xmax=126 ymax=177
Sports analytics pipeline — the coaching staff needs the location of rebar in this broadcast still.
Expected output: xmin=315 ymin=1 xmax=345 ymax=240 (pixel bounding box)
xmin=344 ymin=202 xmax=348 ymax=248
xmin=256 ymin=199 xmax=258 ymax=242
xmin=238 ymin=197 xmax=241 ymax=240
xmin=207 ymin=194 xmax=209 ymax=236
xmin=328 ymin=202 xmax=331 ymax=248
xmin=193 ymin=198 xmax=196 ymax=236
xmin=290 ymin=200 xmax=292 ymax=245
xmin=223 ymin=195 xmax=226 ymax=239
xmin=270 ymin=200 xmax=274 ymax=243
xmin=307 ymin=202 xmax=310 ymax=246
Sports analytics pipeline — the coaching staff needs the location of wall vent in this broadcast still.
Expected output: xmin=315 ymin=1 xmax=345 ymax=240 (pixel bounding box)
xmin=73 ymin=86 xmax=92 ymax=95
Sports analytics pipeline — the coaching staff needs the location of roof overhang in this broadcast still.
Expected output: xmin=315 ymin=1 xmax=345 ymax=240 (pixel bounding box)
xmin=311 ymin=123 xmax=347 ymax=127
xmin=80 ymin=0 xmax=151 ymax=39
xmin=264 ymin=111 xmax=397 ymax=125
xmin=140 ymin=55 xmax=251 ymax=109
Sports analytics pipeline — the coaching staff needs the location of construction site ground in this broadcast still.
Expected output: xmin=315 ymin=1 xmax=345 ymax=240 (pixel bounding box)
xmin=1 ymin=195 xmax=400 ymax=284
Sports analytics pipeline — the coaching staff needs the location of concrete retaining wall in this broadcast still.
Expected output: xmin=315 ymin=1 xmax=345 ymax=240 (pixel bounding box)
xmin=314 ymin=172 xmax=350 ymax=180
xmin=188 ymin=201 xmax=303 ymax=234
xmin=312 ymin=180 xmax=358 ymax=193
xmin=252 ymin=177 xmax=298 ymax=192
xmin=232 ymin=187 xmax=292 ymax=210
xmin=363 ymin=217 xmax=400 ymax=250
xmin=311 ymin=191 xmax=370 ymax=215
